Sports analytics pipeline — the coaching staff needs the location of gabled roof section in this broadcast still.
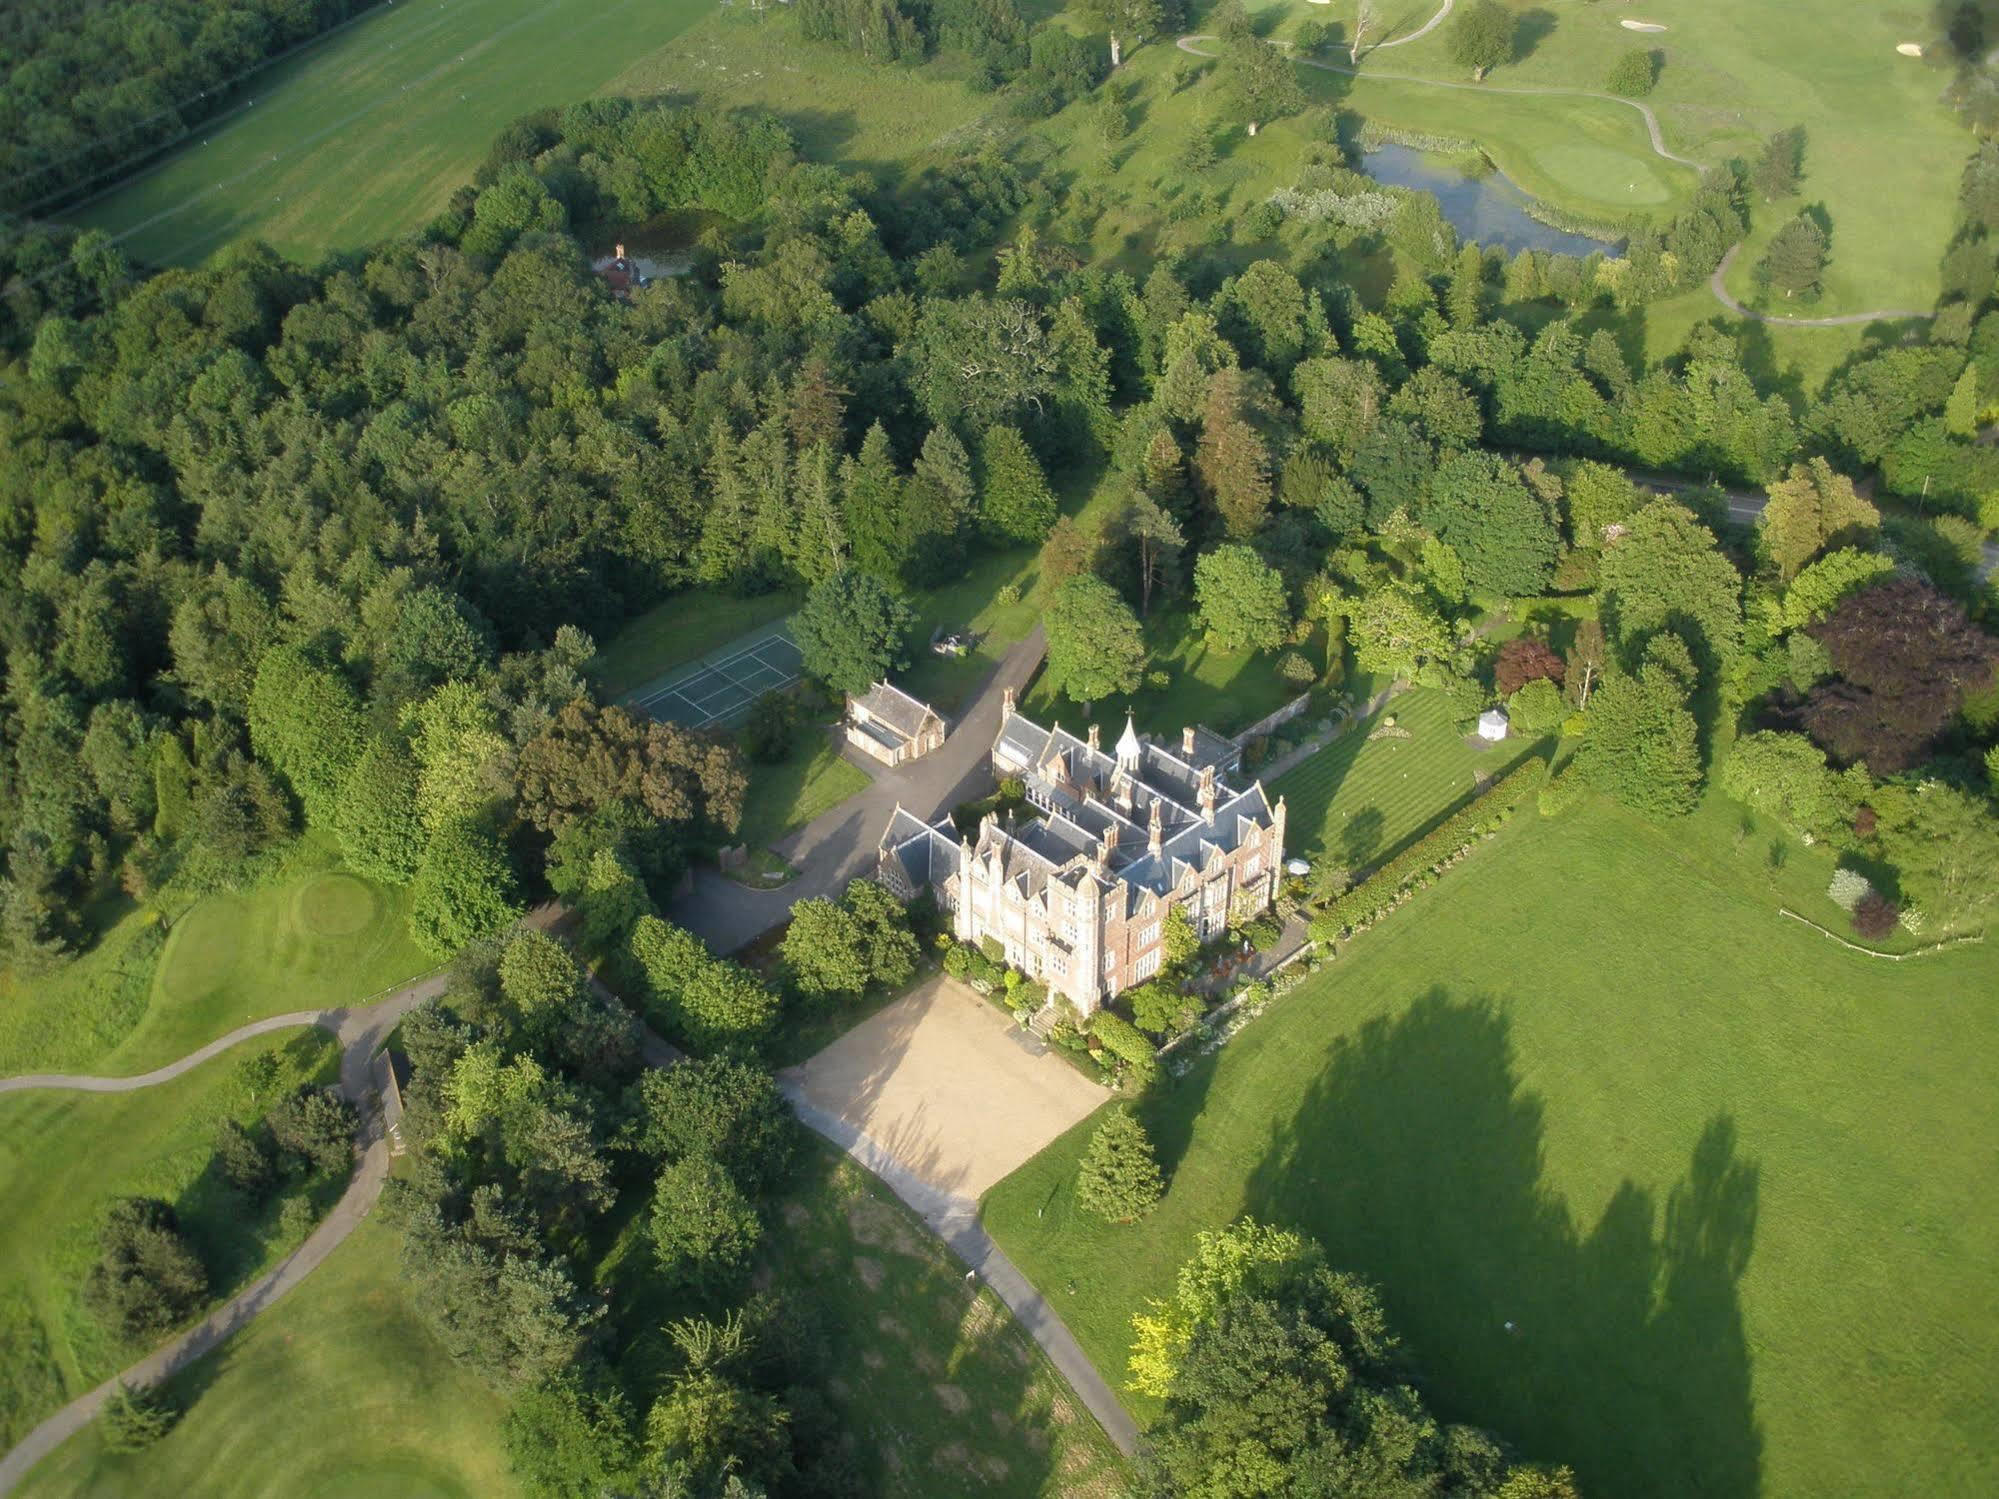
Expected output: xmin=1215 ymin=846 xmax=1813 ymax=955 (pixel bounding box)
xmin=853 ymin=680 xmax=941 ymax=742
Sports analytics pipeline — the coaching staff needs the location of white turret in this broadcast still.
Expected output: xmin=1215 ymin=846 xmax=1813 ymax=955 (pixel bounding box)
xmin=1115 ymin=713 xmax=1142 ymax=771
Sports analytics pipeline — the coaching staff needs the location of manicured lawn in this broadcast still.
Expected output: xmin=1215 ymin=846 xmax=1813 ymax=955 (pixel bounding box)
xmin=595 ymin=588 xmax=800 ymax=701
xmin=736 ymin=732 xmax=873 ymax=852
xmin=595 ymin=1142 xmax=1129 ymax=1496
xmin=984 ymin=788 xmax=1999 ymax=1498
xmin=0 ymin=847 xmax=430 ymax=1078
xmin=73 ymin=0 xmax=713 ymax=265
xmin=0 ymin=1030 xmax=339 ymax=1453
xmin=16 ymin=1216 xmax=517 ymax=1499
xmin=1025 ymin=607 xmax=1320 ymax=740
xmin=1261 ymin=0 xmax=1965 ymax=315
xmin=1271 ymin=688 xmax=1541 ymax=869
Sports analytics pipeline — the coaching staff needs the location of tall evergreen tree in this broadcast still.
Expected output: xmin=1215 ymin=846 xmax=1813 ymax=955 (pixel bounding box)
xmin=1075 ymin=1104 xmax=1164 ymax=1222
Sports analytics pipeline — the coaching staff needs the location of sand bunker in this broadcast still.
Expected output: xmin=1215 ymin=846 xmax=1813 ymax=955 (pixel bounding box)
xmin=1896 ymin=42 xmax=1924 ymax=58
xmin=1620 ymin=19 xmax=1667 ymax=32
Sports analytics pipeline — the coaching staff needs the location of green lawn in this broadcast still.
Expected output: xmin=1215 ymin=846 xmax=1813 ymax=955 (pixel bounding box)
xmin=73 ymin=0 xmax=714 ymax=265
xmin=1263 ymin=0 xmax=1966 ymax=316
xmin=16 ymin=1216 xmax=518 ymax=1499
xmin=1272 ymin=688 xmax=1540 ymax=869
xmin=596 ymin=1142 xmax=1128 ymax=1497
xmin=737 ymin=732 xmax=873 ymax=852
xmin=0 ymin=848 xmax=430 ymax=1078
xmin=0 ymin=1030 xmax=339 ymax=1453
xmin=984 ymin=786 xmax=1999 ymax=1498
xmin=1025 ymin=607 xmax=1319 ymax=740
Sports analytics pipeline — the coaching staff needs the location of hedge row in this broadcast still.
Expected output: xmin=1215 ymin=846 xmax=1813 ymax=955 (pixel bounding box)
xmin=1309 ymin=759 xmax=1546 ymax=940
xmin=1089 ymin=1009 xmax=1160 ymax=1085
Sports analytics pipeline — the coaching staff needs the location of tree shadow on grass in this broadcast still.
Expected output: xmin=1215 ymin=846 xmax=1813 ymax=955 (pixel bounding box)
xmin=1243 ymin=989 xmax=1761 ymax=1498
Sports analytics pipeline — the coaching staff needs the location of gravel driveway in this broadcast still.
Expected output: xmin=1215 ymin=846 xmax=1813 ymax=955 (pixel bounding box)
xmin=782 ymin=975 xmax=1106 ymax=1202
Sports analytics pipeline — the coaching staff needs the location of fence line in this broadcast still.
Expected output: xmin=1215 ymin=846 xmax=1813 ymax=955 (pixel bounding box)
xmin=1775 ymin=908 xmax=1985 ymax=961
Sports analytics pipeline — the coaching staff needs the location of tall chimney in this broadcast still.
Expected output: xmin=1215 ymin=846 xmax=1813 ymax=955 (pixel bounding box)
xmin=615 ymin=242 xmax=627 ymax=260
xmin=1198 ymin=765 xmax=1216 ymax=825
xmin=1148 ymin=798 xmax=1163 ymax=856
xmin=1183 ymin=726 xmax=1196 ymax=757
xmin=1088 ymin=723 xmax=1101 ymax=752
xmin=1002 ymin=686 xmax=1015 ymax=720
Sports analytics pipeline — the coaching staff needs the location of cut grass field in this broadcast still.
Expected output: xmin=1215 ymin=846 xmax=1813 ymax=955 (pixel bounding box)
xmin=1272 ymin=687 xmax=1540 ymax=869
xmin=1265 ymin=0 xmax=1966 ymax=315
xmin=1024 ymin=607 xmax=1319 ymax=739
xmin=0 ymin=846 xmax=431 ymax=1077
xmin=593 ymin=1142 xmax=1128 ymax=1497
xmin=72 ymin=0 xmax=713 ymax=265
xmin=737 ymin=731 xmax=873 ymax=853
xmin=0 ymin=1030 xmax=340 ymax=1454
xmin=984 ymin=786 xmax=1999 ymax=1497
xmin=15 ymin=1216 xmax=518 ymax=1499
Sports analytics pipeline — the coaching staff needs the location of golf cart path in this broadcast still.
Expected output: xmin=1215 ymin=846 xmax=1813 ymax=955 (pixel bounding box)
xmin=1369 ymin=0 xmax=1455 ymax=50
xmin=0 ymin=968 xmax=451 ymax=1495
xmin=0 ymin=1010 xmax=337 ymax=1095
xmin=1175 ymin=35 xmax=1931 ymax=327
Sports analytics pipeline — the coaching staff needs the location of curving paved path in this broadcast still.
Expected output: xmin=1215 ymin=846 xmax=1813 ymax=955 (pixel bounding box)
xmin=1367 ymin=0 xmax=1454 ymax=51
xmin=1705 ymin=241 xmax=1930 ymax=327
xmin=0 ymin=968 xmax=453 ymax=1495
xmin=1178 ymin=34 xmax=1932 ymax=327
xmin=783 ymin=1089 xmax=1140 ymax=1456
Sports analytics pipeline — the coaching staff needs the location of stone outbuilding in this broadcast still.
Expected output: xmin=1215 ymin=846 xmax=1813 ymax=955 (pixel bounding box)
xmin=846 ymin=680 xmax=946 ymax=767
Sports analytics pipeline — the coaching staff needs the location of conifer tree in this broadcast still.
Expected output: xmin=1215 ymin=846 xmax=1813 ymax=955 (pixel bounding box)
xmin=1076 ymin=1104 xmax=1164 ymax=1222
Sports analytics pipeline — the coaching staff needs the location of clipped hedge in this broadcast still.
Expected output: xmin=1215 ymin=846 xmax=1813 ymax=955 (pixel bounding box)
xmin=1309 ymin=759 xmax=1545 ymax=941
xmin=1089 ymin=1009 xmax=1160 ymax=1086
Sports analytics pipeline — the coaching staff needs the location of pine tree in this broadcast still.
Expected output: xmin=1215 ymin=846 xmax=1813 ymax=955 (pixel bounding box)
xmin=1750 ymin=127 xmax=1806 ymax=202
xmin=1194 ymin=371 xmax=1273 ymax=538
xmin=841 ymin=421 xmax=908 ymax=584
xmin=1944 ymin=361 xmax=1979 ymax=439
xmin=1756 ymin=214 xmax=1828 ymax=300
xmin=978 ymin=426 xmax=1058 ymax=543
xmin=1075 ymin=1104 xmax=1164 ymax=1222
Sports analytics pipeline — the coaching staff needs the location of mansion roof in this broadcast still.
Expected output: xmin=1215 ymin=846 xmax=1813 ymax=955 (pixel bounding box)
xmin=882 ymin=711 xmax=1278 ymax=913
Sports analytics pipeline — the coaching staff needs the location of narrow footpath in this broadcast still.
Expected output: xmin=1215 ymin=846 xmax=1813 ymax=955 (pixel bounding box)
xmin=0 ymin=972 xmax=447 ymax=1496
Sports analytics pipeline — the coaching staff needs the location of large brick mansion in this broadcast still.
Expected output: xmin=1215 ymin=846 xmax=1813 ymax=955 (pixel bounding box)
xmin=876 ymin=694 xmax=1285 ymax=1016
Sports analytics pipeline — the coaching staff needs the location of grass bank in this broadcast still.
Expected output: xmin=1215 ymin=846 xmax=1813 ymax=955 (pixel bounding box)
xmin=984 ymin=788 xmax=1999 ymax=1498
xmin=15 ymin=1216 xmax=517 ymax=1499
xmin=0 ymin=1030 xmax=340 ymax=1453
xmin=0 ymin=846 xmax=430 ymax=1078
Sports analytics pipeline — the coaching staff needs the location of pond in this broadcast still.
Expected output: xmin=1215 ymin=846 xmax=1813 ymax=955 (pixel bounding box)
xmin=1361 ymin=143 xmax=1622 ymax=258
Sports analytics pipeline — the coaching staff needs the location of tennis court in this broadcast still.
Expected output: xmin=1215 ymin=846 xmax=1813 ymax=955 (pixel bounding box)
xmin=626 ymin=620 xmax=804 ymax=730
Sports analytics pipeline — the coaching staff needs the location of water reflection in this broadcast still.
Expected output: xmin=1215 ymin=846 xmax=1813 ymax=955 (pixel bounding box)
xmin=1363 ymin=143 xmax=1622 ymax=258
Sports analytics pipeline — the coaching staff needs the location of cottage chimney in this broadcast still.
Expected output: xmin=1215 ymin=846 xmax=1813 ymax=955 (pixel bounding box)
xmin=1182 ymin=726 xmax=1197 ymax=757
xmin=1002 ymin=686 xmax=1015 ymax=720
xmin=1198 ymin=765 xmax=1216 ymax=825
xmin=1088 ymin=723 xmax=1100 ymax=752
xmin=1148 ymin=798 xmax=1164 ymax=856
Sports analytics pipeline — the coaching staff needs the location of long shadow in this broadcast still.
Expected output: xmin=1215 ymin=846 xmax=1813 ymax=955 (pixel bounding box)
xmin=1243 ymin=989 xmax=1761 ymax=1497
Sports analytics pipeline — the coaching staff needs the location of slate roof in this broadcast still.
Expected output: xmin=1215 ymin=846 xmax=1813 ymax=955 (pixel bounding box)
xmin=978 ymin=710 xmax=1276 ymax=907
xmin=879 ymin=805 xmax=963 ymax=889
xmin=852 ymin=681 xmax=941 ymax=744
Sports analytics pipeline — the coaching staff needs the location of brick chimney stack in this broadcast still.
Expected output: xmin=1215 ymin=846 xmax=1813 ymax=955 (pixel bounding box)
xmin=1183 ymin=725 xmax=1196 ymax=757
xmin=1088 ymin=723 xmax=1100 ymax=752
xmin=1198 ymin=764 xmax=1216 ymax=824
xmin=615 ymin=242 xmax=627 ymax=260
xmin=1002 ymin=686 xmax=1015 ymax=720
xmin=1148 ymin=797 xmax=1163 ymax=856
